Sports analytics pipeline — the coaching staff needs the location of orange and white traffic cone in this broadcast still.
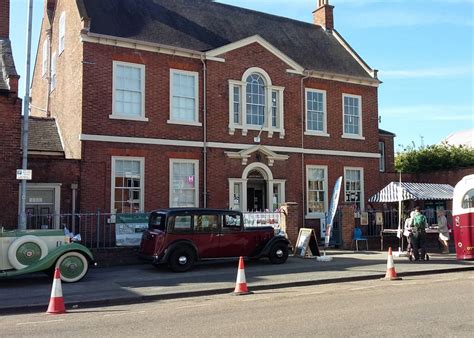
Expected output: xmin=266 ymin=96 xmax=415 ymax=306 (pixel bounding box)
xmin=232 ymin=256 xmax=253 ymax=295
xmin=381 ymin=247 xmax=402 ymax=281
xmin=46 ymin=268 xmax=66 ymax=314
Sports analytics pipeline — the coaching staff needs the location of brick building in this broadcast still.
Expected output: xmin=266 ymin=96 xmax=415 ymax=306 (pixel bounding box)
xmin=29 ymin=0 xmax=394 ymax=231
xmin=0 ymin=0 xmax=21 ymax=227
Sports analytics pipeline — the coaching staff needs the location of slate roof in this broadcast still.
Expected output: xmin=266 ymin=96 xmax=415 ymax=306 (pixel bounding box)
xmin=22 ymin=117 xmax=64 ymax=153
xmin=379 ymin=128 xmax=396 ymax=137
xmin=0 ymin=39 xmax=18 ymax=91
xmin=79 ymin=0 xmax=375 ymax=79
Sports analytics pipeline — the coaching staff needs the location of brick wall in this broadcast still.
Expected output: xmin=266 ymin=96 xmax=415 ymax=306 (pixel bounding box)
xmin=0 ymin=0 xmax=9 ymax=38
xmin=0 ymin=95 xmax=21 ymax=227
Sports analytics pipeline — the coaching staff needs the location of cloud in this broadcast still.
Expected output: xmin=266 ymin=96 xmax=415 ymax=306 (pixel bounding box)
xmin=380 ymin=66 xmax=473 ymax=79
xmin=381 ymin=104 xmax=474 ymax=121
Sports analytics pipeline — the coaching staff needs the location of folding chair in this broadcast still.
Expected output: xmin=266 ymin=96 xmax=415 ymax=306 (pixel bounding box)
xmin=352 ymin=227 xmax=369 ymax=251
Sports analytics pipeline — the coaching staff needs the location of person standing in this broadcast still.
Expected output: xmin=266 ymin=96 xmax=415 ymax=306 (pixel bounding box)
xmin=437 ymin=210 xmax=450 ymax=253
xmin=411 ymin=206 xmax=428 ymax=260
xmin=404 ymin=211 xmax=415 ymax=255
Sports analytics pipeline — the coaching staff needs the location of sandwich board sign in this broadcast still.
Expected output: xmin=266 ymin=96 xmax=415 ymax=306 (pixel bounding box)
xmin=295 ymin=228 xmax=320 ymax=258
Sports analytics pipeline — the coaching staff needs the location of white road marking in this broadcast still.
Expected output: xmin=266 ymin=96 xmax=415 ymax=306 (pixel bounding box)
xmin=350 ymin=286 xmax=378 ymax=291
xmin=294 ymin=291 xmax=325 ymax=296
xmin=240 ymin=297 xmax=271 ymax=302
xmin=103 ymin=311 xmax=146 ymax=317
xmin=16 ymin=319 xmax=65 ymax=326
xmin=176 ymin=304 xmax=211 ymax=310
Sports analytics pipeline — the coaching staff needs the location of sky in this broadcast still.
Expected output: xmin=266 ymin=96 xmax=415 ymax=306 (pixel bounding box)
xmin=9 ymin=0 xmax=474 ymax=151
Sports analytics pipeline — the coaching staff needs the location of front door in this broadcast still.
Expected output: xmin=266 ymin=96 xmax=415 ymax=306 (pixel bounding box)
xmin=25 ymin=188 xmax=56 ymax=229
xmin=246 ymin=170 xmax=266 ymax=211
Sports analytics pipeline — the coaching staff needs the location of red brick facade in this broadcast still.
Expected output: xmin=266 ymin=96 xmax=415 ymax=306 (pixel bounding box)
xmin=24 ymin=0 xmax=391 ymax=236
xmin=0 ymin=93 xmax=21 ymax=227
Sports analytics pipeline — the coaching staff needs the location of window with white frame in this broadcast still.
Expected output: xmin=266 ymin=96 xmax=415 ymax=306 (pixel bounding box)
xmin=306 ymin=166 xmax=327 ymax=217
xmin=170 ymin=160 xmax=199 ymax=207
xmin=111 ymin=61 xmax=146 ymax=120
xmin=42 ymin=40 xmax=48 ymax=77
xmin=379 ymin=141 xmax=385 ymax=172
xmin=343 ymin=94 xmax=362 ymax=137
xmin=51 ymin=52 xmax=57 ymax=91
xmin=306 ymin=89 xmax=327 ymax=134
xmin=112 ymin=157 xmax=144 ymax=213
xmin=229 ymin=179 xmax=244 ymax=211
xmin=58 ymin=12 xmax=65 ymax=54
xmin=169 ymin=69 xmax=199 ymax=125
xmin=228 ymin=67 xmax=284 ymax=137
xmin=344 ymin=168 xmax=364 ymax=210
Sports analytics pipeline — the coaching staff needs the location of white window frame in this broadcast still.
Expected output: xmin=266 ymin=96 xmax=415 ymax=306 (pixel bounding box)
xmin=342 ymin=94 xmax=364 ymax=140
xmin=42 ymin=39 xmax=48 ymax=77
xmin=229 ymin=178 xmax=245 ymax=211
xmin=228 ymin=67 xmax=285 ymax=138
xmin=58 ymin=11 xmax=65 ymax=55
xmin=169 ymin=159 xmax=200 ymax=208
xmin=305 ymin=88 xmax=329 ymax=137
xmin=168 ymin=69 xmax=201 ymax=126
xmin=110 ymin=157 xmax=145 ymax=214
xmin=379 ymin=141 xmax=385 ymax=172
xmin=271 ymin=179 xmax=286 ymax=211
xmin=344 ymin=167 xmax=365 ymax=211
xmin=110 ymin=61 xmax=148 ymax=122
xmin=306 ymin=165 xmax=328 ymax=219
xmin=50 ymin=51 xmax=57 ymax=92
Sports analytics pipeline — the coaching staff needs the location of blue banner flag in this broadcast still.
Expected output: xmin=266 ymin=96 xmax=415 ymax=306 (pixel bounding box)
xmin=325 ymin=176 xmax=343 ymax=247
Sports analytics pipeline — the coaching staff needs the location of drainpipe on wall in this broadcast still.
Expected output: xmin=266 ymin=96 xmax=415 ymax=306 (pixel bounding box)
xmin=300 ymin=70 xmax=311 ymax=227
xmin=46 ymin=28 xmax=52 ymax=117
xmin=71 ymin=183 xmax=78 ymax=234
xmin=200 ymin=56 xmax=208 ymax=208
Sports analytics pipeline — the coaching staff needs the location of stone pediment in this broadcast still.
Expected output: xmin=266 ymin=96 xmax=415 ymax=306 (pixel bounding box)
xmin=225 ymin=145 xmax=289 ymax=166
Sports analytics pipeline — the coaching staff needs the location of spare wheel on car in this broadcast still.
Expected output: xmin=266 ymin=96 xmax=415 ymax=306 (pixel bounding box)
xmin=7 ymin=235 xmax=49 ymax=270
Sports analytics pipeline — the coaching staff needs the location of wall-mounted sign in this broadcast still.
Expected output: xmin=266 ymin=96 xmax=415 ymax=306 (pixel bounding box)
xmin=16 ymin=169 xmax=32 ymax=180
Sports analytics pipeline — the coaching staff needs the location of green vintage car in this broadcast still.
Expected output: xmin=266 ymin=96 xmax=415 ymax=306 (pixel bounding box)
xmin=0 ymin=229 xmax=94 ymax=283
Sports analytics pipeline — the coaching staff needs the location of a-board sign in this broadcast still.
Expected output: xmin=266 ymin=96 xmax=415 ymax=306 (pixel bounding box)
xmin=294 ymin=228 xmax=320 ymax=258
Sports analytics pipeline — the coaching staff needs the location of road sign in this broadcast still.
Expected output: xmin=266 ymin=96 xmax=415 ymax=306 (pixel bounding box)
xmin=16 ymin=169 xmax=32 ymax=180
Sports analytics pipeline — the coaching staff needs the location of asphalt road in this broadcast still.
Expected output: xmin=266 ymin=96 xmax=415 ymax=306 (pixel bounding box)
xmin=2 ymin=271 xmax=473 ymax=337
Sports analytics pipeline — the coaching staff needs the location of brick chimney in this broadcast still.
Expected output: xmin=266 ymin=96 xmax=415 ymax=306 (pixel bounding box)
xmin=0 ymin=0 xmax=10 ymax=38
xmin=313 ymin=0 xmax=334 ymax=31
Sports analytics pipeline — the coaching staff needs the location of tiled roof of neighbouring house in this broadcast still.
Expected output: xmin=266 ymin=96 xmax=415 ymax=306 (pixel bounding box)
xmin=79 ymin=0 xmax=375 ymax=79
xmin=0 ymin=39 xmax=18 ymax=91
xmin=379 ymin=129 xmax=396 ymax=137
xmin=22 ymin=117 xmax=64 ymax=153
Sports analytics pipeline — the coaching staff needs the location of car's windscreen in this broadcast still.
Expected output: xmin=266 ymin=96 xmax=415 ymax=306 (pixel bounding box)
xmin=149 ymin=213 xmax=166 ymax=231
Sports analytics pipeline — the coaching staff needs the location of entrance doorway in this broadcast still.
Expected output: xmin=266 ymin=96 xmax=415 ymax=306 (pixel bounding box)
xmin=24 ymin=183 xmax=61 ymax=229
xmin=246 ymin=170 xmax=266 ymax=211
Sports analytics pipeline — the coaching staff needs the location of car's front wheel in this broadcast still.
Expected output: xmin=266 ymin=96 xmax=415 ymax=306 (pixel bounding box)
xmin=54 ymin=252 xmax=89 ymax=283
xmin=168 ymin=246 xmax=196 ymax=272
xmin=269 ymin=242 xmax=289 ymax=264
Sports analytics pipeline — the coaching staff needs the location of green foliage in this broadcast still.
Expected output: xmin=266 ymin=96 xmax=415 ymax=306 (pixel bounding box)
xmin=395 ymin=143 xmax=474 ymax=173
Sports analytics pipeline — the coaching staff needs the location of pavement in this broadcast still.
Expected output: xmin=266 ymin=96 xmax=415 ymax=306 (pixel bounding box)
xmin=1 ymin=250 xmax=473 ymax=315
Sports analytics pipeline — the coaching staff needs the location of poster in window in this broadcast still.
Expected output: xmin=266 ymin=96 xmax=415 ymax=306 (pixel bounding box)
xmin=360 ymin=212 xmax=368 ymax=226
xmin=375 ymin=212 xmax=383 ymax=226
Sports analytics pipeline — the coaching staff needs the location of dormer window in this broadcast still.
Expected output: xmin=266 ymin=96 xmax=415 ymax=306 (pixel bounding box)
xmin=228 ymin=67 xmax=285 ymax=138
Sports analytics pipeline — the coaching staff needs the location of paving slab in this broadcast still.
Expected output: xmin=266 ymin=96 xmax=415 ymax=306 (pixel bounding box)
xmin=1 ymin=250 xmax=472 ymax=315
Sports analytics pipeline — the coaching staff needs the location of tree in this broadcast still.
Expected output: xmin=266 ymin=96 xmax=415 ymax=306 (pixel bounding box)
xmin=395 ymin=143 xmax=474 ymax=173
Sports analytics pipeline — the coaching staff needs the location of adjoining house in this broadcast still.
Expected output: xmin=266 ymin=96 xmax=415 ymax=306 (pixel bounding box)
xmin=0 ymin=0 xmax=21 ymax=228
xmin=26 ymin=0 xmax=395 ymax=235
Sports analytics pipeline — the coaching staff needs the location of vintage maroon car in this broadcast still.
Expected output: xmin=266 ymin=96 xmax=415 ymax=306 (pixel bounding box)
xmin=139 ymin=208 xmax=289 ymax=272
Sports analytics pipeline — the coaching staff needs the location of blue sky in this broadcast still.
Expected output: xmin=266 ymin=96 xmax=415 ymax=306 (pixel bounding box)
xmin=9 ymin=0 xmax=473 ymax=151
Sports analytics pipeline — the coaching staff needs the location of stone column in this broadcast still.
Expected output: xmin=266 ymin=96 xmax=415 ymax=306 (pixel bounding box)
xmin=340 ymin=203 xmax=355 ymax=250
xmin=280 ymin=202 xmax=300 ymax=248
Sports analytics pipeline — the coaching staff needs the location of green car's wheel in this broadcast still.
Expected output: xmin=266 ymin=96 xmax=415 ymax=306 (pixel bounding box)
xmin=55 ymin=252 xmax=89 ymax=283
xmin=7 ymin=235 xmax=49 ymax=270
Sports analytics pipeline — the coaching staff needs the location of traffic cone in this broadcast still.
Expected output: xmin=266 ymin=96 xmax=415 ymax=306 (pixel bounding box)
xmin=232 ymin=257 xmax=253 ymax=295
xmin=381 ymin=247 xmax=402 ymax=281
xmin=46 ymin=268 xmax=66 ymax=314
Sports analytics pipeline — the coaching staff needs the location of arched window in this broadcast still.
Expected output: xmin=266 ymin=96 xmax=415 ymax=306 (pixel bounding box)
xmin=246 ymin=74 xmax=266 ymax=125
xmin=228 ymin=67 xmax=285 ymax=137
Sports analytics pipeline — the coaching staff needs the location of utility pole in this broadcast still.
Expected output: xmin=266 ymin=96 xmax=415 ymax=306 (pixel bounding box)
xmin=18 ymin=0 xmax=34 ymax=230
